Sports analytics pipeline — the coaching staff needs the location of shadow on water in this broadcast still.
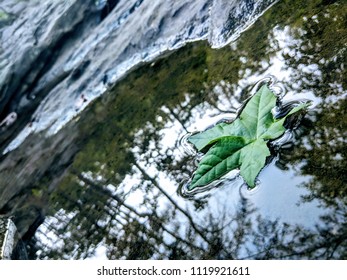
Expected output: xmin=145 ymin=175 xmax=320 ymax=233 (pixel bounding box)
xmin=1 ymin=0 xmax=346 ymax=259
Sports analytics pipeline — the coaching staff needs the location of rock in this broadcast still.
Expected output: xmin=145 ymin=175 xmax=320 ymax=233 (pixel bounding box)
xmin=0 ymin=216 xmax=28 ymax=259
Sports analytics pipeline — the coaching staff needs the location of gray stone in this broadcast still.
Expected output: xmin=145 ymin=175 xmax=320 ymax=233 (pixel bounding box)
xmin=0 ymin=217 xmax=16 ymax=260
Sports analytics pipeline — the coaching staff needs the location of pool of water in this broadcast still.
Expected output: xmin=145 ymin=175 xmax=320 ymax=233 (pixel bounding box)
xmin=1 ymin=0 xmax=347 ymax=259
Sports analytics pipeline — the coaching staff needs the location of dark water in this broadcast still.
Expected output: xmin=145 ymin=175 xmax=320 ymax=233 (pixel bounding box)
xmin=2 ymin=0 xmax=347 ymax=259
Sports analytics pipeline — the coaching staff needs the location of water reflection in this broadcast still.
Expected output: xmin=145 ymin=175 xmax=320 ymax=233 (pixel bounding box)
xmin=1 ymin=0 xmax=346 ymax=259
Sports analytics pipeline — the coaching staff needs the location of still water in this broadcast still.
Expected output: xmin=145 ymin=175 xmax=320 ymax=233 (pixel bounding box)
xmin=2 ymin=0 xmax=347 ymax=259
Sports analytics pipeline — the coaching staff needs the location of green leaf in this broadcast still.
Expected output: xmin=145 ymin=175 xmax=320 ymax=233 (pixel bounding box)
xmin=188 ymin=84 xmax=308 ymax=189
xmin=239 ymin=138 xmax=270 ymax=187
xmin=189 ymin=85 xmax=277 ymax=151
xmin=189 ymin=136 xmax=246 ymax=188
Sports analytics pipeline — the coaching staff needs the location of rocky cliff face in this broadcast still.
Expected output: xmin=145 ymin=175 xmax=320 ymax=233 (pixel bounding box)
xmin=0 ymin=0 xmax=276 ymax=239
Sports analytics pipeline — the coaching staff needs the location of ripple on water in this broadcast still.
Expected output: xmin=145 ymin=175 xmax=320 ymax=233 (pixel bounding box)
xmin=179 ymin=77 xmax=311 ymax=198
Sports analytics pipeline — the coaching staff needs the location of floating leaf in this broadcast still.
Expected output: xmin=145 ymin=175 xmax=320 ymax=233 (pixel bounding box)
xmin=188 ymin=84 xmax=308 ymax=189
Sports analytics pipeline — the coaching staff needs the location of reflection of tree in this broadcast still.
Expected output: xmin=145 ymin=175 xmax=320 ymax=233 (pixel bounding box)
xmin=278 ymin=98 xmax=347 ymax=206
xmin=273 ymin=1 xmax=347 ymax=206
xmin=26 ymin=0 xmax=347 ymax=259
xmin=31 ymin=168 xmax=347 ymax=259
xmin=247 ymin=205 xmax=347 ymax=259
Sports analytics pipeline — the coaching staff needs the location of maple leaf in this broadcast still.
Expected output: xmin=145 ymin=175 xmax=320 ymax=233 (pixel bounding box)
xmin=188 ymin=85 xmax=308 ymax=189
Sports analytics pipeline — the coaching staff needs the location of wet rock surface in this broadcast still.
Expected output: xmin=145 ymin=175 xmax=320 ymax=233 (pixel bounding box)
xmin=0 ymin=216 xmax=28 ymax=259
